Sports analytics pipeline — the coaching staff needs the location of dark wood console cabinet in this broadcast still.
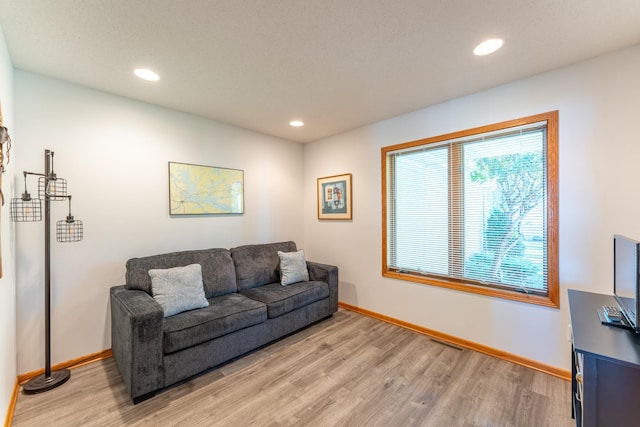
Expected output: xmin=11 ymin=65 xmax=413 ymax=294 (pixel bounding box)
xmin=568 ymin=289 xmax=640 ymax=426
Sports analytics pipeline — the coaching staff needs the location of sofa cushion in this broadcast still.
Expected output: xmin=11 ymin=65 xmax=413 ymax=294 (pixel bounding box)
xmin=149 ymin=264 xmax=209 ymax=317
xmin=231 ymin=241 xmax=297 ymax=291
xmin=240 ymin=281 xmax=329 ymax=318
xmin=126 ymin=248 xmax=237 ymax=298
xmin=278 ymin=250 xmax=310 ymax=286
xmin=162 ymin=293 xmax=267 ymax=354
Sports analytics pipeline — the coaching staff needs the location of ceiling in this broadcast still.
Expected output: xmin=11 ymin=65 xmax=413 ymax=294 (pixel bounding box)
xmin=1 ymin=1 xmax=640 ymax=143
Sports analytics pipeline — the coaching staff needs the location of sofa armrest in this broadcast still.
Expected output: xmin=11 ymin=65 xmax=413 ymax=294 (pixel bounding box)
xmin=307 ymin=261 xmax=339 ymax=313
xmin=110 ymin=285 xmax=164 ymax=402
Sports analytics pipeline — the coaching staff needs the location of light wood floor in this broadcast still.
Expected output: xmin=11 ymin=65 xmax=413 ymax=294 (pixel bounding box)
xmin=12 ymin=309 xmax=573 ymax=426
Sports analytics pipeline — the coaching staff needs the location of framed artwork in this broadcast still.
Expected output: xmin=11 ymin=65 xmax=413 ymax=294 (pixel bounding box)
xmin=169 ymin=162 xmax=244 ymax=215
xmin=317 ymin=173 xmax=352 ymax=220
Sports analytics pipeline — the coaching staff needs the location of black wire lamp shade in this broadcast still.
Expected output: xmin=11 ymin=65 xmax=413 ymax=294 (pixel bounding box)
xmin=10 ymin=149 xmax=84 ymax=394
xmin=38 ymin=175 xmax=68 ymax=200
xmin=10 ymin=195 xmax=42 ymax=222
xmin=56 ymin=197 xmax=83 ymax=243
xmin=10 ymin=172 xmax=43 ymax=222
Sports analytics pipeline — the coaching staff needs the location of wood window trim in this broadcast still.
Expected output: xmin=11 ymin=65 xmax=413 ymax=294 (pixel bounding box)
xmin=381 ymin=111 xmax=559 ymax=308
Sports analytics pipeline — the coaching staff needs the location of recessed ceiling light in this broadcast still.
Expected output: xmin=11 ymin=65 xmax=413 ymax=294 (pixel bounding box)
xmin=473 ymin=38 xmax=504 ymax=56
xmin=289 ymin=120 xmax=304 ymax=127
xmin=134 ymin=68 xmax=160 ymax=81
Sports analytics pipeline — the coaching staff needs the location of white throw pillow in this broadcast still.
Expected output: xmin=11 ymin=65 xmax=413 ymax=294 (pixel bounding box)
xmin=148 ymin=263 xmax=209 ymax=317
xmin=278 ymin=250 xmax=310 ymax=286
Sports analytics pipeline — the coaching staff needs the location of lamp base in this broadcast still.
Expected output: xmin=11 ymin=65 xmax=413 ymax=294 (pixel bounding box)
xmin=22 ymin=369 xmax=70 ymax=394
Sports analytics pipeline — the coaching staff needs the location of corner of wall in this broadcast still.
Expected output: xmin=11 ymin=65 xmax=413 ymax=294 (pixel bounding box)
xmin=0 ymin=21 xmax=17 ymax=427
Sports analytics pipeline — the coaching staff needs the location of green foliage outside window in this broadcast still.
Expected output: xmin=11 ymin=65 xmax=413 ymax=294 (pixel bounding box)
xmin=465 ymin=152 xmax=544 ymax=290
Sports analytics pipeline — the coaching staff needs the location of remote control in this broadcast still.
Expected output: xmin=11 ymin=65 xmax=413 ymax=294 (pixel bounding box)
xmin=603 ymin=305 xmax=624 ymax=322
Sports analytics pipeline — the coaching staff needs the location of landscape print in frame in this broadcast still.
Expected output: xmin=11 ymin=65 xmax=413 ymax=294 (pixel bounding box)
xmin=169 ymin=162 xmax=244 ymax=215
xmin=317 ymin=173 xmax=352 ymax=220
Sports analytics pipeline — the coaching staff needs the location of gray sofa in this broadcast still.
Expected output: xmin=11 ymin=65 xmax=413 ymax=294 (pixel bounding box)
xmin=110 ymin=241 xmax=338 ymax=403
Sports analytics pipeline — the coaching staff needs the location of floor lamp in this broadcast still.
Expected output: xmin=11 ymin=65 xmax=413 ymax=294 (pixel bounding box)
xmin=11 ymin=149 xmax=84 ymax=393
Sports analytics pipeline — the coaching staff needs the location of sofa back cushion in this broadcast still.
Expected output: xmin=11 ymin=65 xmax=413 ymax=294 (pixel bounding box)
xmin=231 ymin=241 xmax=297 ymax=291
xmin=126 ymin=248 xmax=237 ymax=298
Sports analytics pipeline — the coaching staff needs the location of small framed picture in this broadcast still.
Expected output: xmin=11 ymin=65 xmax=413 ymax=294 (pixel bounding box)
xmin=317 ymin=173 xmax=352 ymax=220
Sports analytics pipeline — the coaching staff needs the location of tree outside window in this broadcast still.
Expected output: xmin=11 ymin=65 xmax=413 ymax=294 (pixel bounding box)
xmin=464 ymin=150 xmax=545 ymax=291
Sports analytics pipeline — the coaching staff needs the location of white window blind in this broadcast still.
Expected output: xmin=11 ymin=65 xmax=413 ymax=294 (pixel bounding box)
xmin=387 ymin=123 xmax=548 ymax=295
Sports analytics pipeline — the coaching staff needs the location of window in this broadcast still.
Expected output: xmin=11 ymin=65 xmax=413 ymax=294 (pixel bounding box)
xmin=382 ymin=111 xmax=558 ymax=307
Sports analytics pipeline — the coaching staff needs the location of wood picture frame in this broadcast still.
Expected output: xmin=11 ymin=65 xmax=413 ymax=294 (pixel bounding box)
xmin=317 ymin=173 xmax=352 ymax=220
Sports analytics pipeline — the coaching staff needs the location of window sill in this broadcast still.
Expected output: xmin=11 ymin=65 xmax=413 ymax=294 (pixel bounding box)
xmin=382 ymin=269 xmax=560 ymax=308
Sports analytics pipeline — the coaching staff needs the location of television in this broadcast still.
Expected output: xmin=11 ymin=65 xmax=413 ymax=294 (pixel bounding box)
xmin=613 ymin=234 xmax=640 ymax=332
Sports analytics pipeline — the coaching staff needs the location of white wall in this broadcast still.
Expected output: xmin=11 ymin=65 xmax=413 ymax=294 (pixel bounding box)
xmin=0 ymin=23 xmax=17 ymax=422
xmin=14 ymin=72 xmax=305 ymax=373
xmin=304 ymin=44 xmax=640 ymax=370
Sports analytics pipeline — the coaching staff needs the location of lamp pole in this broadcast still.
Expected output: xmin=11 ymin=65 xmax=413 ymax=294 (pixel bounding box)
xmin=22 ymin=150 xmax=70 ymax=394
